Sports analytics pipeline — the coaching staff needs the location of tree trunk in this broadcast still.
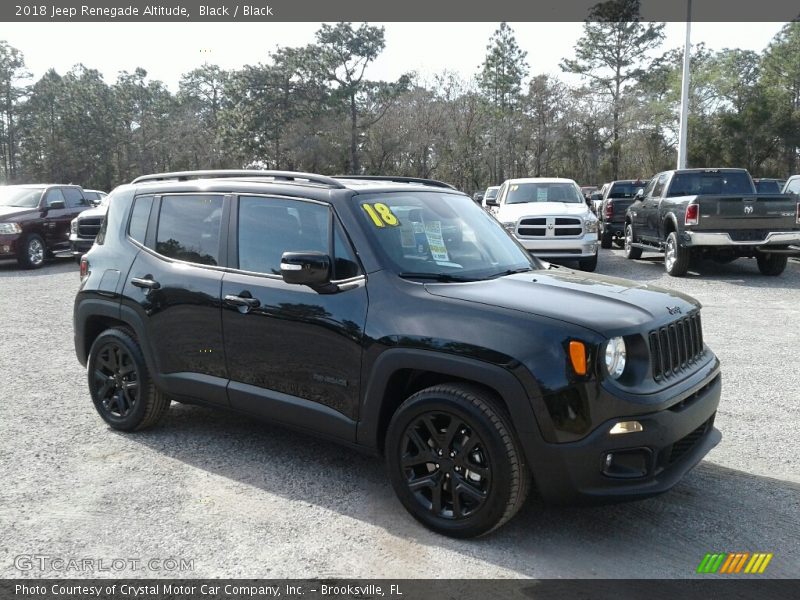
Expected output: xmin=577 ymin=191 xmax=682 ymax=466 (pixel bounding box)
xmin=350 ymin=93 xmax=359 ymax=174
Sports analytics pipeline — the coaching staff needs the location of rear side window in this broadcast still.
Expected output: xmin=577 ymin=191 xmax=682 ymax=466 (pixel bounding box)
xmin=786 ymin=178 xmax=800 ymax=195
xmin=63 ymin=187 xmax=89 ymax=208
xmin=156 ymin=195 xmax=223 ymax=266
xmin=128 ymin=195 xmax=153 ymax=244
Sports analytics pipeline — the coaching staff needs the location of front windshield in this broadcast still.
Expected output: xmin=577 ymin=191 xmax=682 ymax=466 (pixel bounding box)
xmin=0 ymin=187 xmax=43 ymax=208
xmin=506 ymin=182 xmax=583 ymax=204
xmin=356 ymin=191 xmax=536 ymax=281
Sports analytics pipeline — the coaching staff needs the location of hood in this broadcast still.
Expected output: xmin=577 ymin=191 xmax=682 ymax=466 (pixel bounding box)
xmin=494 ymin=202 xmax=592 ymax=221
xmin=424 ymin=268 xmax=700 ymax=335
xmin=77 ymin=205 xmax=108 ymax=219
xmin=0 ymin=206 xmax=38 ymax=220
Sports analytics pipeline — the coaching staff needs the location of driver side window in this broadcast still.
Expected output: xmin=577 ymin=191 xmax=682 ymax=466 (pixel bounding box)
xmin=45 ymin=188 xmax=66 ymax=207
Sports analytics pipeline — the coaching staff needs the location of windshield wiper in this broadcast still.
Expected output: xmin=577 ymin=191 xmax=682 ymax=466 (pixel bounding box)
xmin=398 ymin=272 xmax=478 ymax=282
xmin=485 ymin=267 xmax=534 ymax=279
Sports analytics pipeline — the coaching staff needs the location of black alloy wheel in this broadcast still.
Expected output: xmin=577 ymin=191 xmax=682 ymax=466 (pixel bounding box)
xmin=93 ymin=341 xmax=139 ymax=420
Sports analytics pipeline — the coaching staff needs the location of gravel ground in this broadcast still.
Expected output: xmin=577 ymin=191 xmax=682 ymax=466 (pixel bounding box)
xmin=0 ymin=251 xmax=798 ymax=579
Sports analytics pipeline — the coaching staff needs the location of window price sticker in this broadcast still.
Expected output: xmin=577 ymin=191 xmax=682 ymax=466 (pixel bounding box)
xmin=424 ymin=221 xmax=449 ymax=262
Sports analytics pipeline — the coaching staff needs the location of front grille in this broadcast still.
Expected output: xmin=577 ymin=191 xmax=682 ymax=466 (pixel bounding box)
xmin=667 ymin=413 xmax=715 ymax=466
xmin=517 ymin=216 xmax=583 ymax=238
xmin=77 ymin=217 xmax=103 ymax=238
xmin=648 ymin=312 xmax=704 ymax=381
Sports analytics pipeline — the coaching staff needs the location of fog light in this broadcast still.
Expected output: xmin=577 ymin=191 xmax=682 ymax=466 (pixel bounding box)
xmin=609 ymin=420 xmax=643 ymax=435
xmin=602 ymin=448 xmax=651 ymax=479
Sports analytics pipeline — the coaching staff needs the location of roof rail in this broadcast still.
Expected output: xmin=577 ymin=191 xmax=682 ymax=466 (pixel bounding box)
xmin=130 ymin=170 xmax=347 ymax=188
xmin=333 ymin=175 xmax=457 ymax=190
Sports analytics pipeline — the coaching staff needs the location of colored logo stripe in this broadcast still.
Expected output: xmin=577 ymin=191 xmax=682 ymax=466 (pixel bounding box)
xmin=698 ymin=553 xmax=773 ymax=574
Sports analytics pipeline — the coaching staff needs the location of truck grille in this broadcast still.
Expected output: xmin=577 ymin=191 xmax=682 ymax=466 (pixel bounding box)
xmin=77 ymin=217 xmax=103 ymax=238
xmin=517 ymin=217 xmax=583 ymax=238
xmin=648 ymin=312 xmax=704 ymax=381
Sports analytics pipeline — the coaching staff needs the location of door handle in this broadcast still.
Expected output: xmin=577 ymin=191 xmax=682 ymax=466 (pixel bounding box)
xmin=131 ymin=277 xmax=161 ymax=290
xmin=224 ymin=294 xmax=260 ymax=309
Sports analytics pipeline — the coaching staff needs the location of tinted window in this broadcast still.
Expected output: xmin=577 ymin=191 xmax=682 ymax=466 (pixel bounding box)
xmin=484 ymin=187 xmax=499 ymax=200
xmin=754 ymin=180 xmax=781 ymax=193
xmin=156 ymin=195 xmax=223 ymax=266
xmin=608 ymin=182 xmax=646 ymax=198
xmin=45 ymin=188 xmax=66 ymax=207
xmin=128 ymin=195 xmax=153 ymax=244
xmin=506 ymin=182 xmax=583 ymax=204
xmin=84 ymin=191 xmax=100 ymax=201
xmin=333 ymin=221 xmax=360 ymax=279
xmin=642 ymin=177 xmax=657 ymax=198
xmin=238 ymin=196 xmax=330 ymax=275
xmin=667 ymin=172 xmax=754 ymax=197
xmin=63 ymin=187 xmax=89 ymax=208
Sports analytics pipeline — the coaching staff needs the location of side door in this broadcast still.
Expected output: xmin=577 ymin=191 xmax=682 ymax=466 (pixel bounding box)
xmin=119 ymin=193 xmax=229 ymax=407
xmin=221 ymin=194 xmax=368 ymax=442
xmin=639 ymin=173 xmax=667 ymax=240
xmin=40 ymin=188 xmax=71 ymax=250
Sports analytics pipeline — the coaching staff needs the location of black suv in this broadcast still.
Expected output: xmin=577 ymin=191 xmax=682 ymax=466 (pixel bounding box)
xmin=74 ymin=170 xmax=722 ymax=538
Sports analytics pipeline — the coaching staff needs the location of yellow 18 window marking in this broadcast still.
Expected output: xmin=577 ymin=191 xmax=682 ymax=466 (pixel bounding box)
xmin=363 ymin=203 xmax=399 ymax=227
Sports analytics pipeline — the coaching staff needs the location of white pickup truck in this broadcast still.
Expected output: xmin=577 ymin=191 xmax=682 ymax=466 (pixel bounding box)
xmin=487 ymin=177 xmax=599 ymax=271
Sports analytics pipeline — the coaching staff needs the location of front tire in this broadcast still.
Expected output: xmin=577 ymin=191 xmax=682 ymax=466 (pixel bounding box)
xmin=624 ymin=224 xmax=642 ymax=259
xmin=664 ymin=231 xmax=690 ymax=277
xmin=385 ymin=384 xmax=530 ymax=538
xmin=87 ymin=328 xmax=170 ymax=431
xmin=17 ymin=234 xmax=46 ymax=269
xmin=756 ymin=253 xmax=787 ymax=276
xmin=578 ymin=252 xmax=598 ymax=272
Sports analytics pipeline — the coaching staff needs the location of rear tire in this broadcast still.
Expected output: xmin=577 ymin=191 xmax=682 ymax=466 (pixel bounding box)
xmin=756 ymin=253 xmax=787 ymax=276
xmin=664 ymin=231 xmax=690 ymax=277
xmin=623 ymin=224 xmax=642 ymax=260
xmin=600 ymin=228 xmax=613 ymax=249
xmin=87 ymin=328 xmax=170 ymax=431
xmin=385 ymin=383 xmax=530 ymax=538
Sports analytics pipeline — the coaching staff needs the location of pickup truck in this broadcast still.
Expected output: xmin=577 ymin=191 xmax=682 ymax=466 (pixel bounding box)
xmin=599 ymin=179 xmax=648 ymax=249
xmin=624 ymin=168 xmax=800 ymax=276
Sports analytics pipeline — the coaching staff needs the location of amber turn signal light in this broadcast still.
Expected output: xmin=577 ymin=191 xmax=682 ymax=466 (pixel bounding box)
xmin=569 ymin=340 xmax=588 ymax=376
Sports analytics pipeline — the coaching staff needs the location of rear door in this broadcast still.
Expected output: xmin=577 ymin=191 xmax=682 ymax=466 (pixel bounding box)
xmin=634 ymin=174 xmax=665 ymax=239
xmin=221 ymin=194 xmax=367 ymax=441
xmin=120 ymin=193 xmax=229 ymax=406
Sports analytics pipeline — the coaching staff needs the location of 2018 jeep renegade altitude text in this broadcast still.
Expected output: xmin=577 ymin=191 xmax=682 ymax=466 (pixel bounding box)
xmin=74 ymin=170 xmax=722 ymax=538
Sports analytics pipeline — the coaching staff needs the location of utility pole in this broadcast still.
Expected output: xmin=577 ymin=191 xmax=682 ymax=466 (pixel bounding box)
xmin=677 ymin=0 xmax=692 ymax=169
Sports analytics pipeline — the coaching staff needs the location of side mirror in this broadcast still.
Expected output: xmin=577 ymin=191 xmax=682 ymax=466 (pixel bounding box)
xmin=280 ymin=251 xmax=332 ymax=287
xmin=634 ymin=189 xmax=645 ymax=200
xmin=486 ymin=197 xmax=499 ymax=207
xmin=47 ymin=200 xmax=66 ymax=210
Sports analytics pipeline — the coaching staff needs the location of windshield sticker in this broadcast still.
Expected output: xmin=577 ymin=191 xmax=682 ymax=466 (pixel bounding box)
xmin=537 ymin=187 xmax=549 ymax=201
xmin=362 ymin=202 xmax=399 ymax=227
xmin=399 ymin=224 xmax=416 ymax=248
xmin=424 ymin=221 xmax=450 ymax=262
xmin=510 ymin=185 xmax=519 ymax=191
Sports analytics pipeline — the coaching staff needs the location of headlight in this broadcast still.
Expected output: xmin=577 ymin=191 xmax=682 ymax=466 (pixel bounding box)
xmin=70 ymin=219 xmax=78 ymax=234
xmin=501 ymin=221 xmax=516 ymax=232
xmin=0 ymin=222 xmax=22 ymax=235
xmin=604 ymin=337 xmax=627 ymax=379
xmin=584 ymin=218 xmax=599 ymax=233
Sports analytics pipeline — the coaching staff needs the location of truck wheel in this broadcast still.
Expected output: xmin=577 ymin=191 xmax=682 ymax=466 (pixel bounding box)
xmin=600 ymin=228 xmax=613 ymax=249
xmin=613 ymin=238 xmax=624 ymax=249
xmin=624 ymin=224 xmax=642 ymax=259
xmin=385 ymin=384 xmax=530 ymax=538
xmin=17 ymin=234 xmax=46 ymax=269
xmin=87 ymin=328 xmax=170 ymax=431
xmin=756 ymin=253 xmax=787 ymax=276
xmin=664 ymin=232 xmax=690 ymax=277
xmin=578 ymin=252 xmax=598 ymax=272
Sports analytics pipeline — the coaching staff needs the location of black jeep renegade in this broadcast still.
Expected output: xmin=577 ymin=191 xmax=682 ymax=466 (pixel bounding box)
xmin=74 ymin=170 xmax=722 ymax=538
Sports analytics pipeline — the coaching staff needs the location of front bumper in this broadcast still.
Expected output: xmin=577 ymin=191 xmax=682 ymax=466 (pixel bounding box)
xmin=0 ymin=233 xmax=22 ymax=257
xmin=528 ymin=368 xmax=722 ymax=505
xmin=69 ymin=234 xmax=94 ymax=255
xmin=516 ymin=233 xmax=599 ymax=259
xmin=684 ymin=230 xmax=800 ymax=247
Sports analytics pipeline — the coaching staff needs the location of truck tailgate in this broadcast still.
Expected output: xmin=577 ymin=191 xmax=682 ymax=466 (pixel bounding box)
xmin=695 ymin=194 xmax=799 ymax=232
